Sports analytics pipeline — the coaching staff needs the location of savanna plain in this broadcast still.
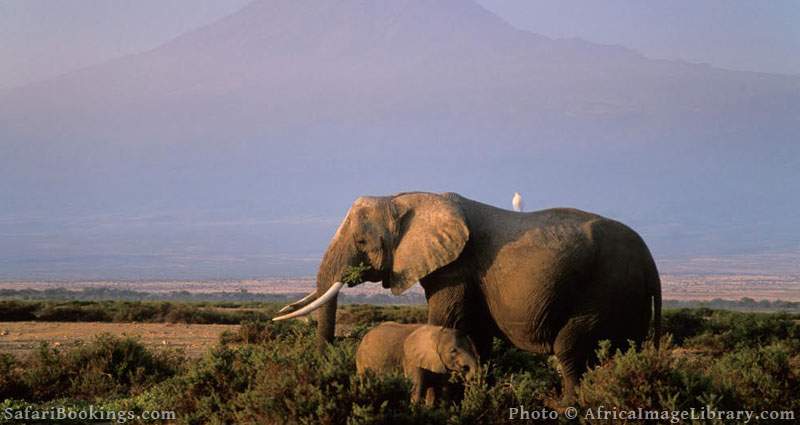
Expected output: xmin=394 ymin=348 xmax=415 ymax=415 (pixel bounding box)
xmin=0 ymin=292 xmax=798 ymax=424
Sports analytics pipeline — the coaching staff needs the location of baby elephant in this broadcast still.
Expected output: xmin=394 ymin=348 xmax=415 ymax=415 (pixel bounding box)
xmin=356 ymin=322 xmax=479 ymax=405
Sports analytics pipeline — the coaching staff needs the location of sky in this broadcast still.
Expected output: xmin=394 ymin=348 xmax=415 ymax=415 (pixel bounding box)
xmin=0 ymin=0 xmax=797 ymax=280
xmin=0 ymin=0 xmax=251 ymax=90
xmin=478 ymin=0 xmax=800 ymax=75
xmin=1 ymin=0 xmax=798 ymax=91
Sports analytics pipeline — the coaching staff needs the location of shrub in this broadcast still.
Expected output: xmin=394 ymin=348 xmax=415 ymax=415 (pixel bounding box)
xmin=443 ymin=357 xmax=559 ymax=425
xmin=158 ymin=319 xmax=569 ymax=425
xmin=34 ymin=303 xmax=111 ymax=322
xmin=577 ymin=337 xmax=800 ymax=421
xmin=577 ymin=338 xmax=716 ymax=415
xmin=709 ymin=342 xmax=800 ymax=412
xmin=67 ymin=333 xmax=185 ymax=399
xmin=685 ymin=311 xmax=800 ymax=351
xmin=0 ymin=300 xmax=40 ymax=321
xmin=111 ymin=302 xmax=169 ymax=322
xmin=157 ymin=320 xmax=450 ymax=424
xmin=0 ymin=353 xmax=25 ymax=400
xmin=662 ymin=309 xmax=708 ymax=344
xmin=0 ymin=300 xmax=278 ymax=325
xmin=337 ymin=305 xmax=427 ymax=327
xmin=219 ymin=319 xmax=302 ymax=345
xmin=2 ymin=334 xmax=185 ymax=402
xmin=4 ymin=305 xmax=798 ymax=423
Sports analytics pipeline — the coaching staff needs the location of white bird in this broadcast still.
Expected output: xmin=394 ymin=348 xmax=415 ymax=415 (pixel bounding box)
xmin=512 ymin=192 xmax=524 ymax=212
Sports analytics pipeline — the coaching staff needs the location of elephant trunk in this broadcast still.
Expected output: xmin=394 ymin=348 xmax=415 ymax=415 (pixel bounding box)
xmin=464 ymin=357 xmax=480 ymax=381
xmin=313 ymin=231 xmax=354 ymax=346
xmin=272 ymin=212 xmax=366 ymax=348
xmin=316 ymin=289 xmax=337 ymax=347
xmin=272 ymin=233 xmax=352 ymax=345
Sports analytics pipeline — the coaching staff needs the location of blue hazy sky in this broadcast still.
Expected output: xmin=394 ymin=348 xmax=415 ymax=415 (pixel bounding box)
xmin=1 ymin=0 xmax=798 ymax=90
xmin=0 ymin=0 xmax=798 ymax=280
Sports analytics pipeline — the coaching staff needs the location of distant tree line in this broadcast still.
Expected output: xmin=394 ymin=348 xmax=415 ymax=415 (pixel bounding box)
xmin=0 ymin=287 xmax=426 ymax=305
xmin=1 ymin=287 xmax=798 ymax=311
xmin=663 ymin=297 xmax=800 ymax=312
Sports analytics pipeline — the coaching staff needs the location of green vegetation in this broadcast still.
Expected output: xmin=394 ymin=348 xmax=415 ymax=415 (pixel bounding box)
xmin=0 ymin=300 xmax=426 ymax=326
xmin=663 ymin=298 xmax=800 ymax=312
xmin=5 ymin=287 xmax=798 ymax=311
xmin=342 ymin=263 xmax=372 ymax=285
xmin=1 ymin=306 xmax=798 ymax=424
xmin=663 ymin=308 xmax=800 ymax=351
xmin=0 ymin=334 xmax=184 ymax=403
xmin=0 ymin=300 xmax=278 ymax=324
xmin=0 ymin=287 xmax=428 ymax=305
xmin=578 ymin=339 xmax=800 ymax=417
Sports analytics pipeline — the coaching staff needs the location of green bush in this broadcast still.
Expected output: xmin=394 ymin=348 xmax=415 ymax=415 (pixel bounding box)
xmin=1 ymin=334 xmax=184 ymax=402
xmin=219 ymin=319 xmax=303 ymax=345
xmin=685 ymin=310 xmax=800 ymax=351
xmin=0 ymin=300 xmax=278 ymax=325
xmin=660 ymin=309 xmax=800 ymax=352
xmin=158 ymin=320 xmax=442 ymax=424
xmin=709 ymin=342 xmax=800 ymax=412
xmin=144 ymin=320 xmax=563 ymax=425
xmin=577 ymin=338 xmax=716 ymax=414
xmin=0 ymin=353 xmax=25 ymax=399
xmin=337 ymin=304 xmax=427 ymax=326
xmin=34 ymin=303 xmax=111 ymax=322
xmin=0 ymin=300 xmax=40 ymax=321
xmin=3 ymin=305 xmax=798 ymax=424
xmin=662 ymin=309 xmax=708 ymax=344
xmin=577 ymin=337 xmax=800 ymax=420
xmin=111 ymin=302 xmax=170 ymax=322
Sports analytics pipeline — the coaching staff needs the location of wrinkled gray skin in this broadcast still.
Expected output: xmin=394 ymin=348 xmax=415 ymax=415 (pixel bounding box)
xmin=281 ymin=192 xmax=661 ymax=402
xmin=356 ymin=322 xmax=479 ymax=405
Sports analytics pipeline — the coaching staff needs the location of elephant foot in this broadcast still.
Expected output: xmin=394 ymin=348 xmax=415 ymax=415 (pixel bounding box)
xmin=544 ymin=393 xmax=577 ymax=414
xmin=560 ymin=392 xmax=577 ymax=407
xmin=558 ymin=382 xmax=579 ymax=407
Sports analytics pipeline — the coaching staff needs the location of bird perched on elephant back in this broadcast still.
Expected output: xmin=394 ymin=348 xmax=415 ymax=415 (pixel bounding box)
xmin=512 ymin=192 xmax=524 ymax=212
xmin=275 ymin=192 xmax=662 ymax=403
xmin=356 ymin=322 xmax=479 ymax=405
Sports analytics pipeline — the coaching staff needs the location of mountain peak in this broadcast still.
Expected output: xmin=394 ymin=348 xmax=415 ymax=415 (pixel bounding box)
xmin=161 ymin=0 xmax=534 ymax=59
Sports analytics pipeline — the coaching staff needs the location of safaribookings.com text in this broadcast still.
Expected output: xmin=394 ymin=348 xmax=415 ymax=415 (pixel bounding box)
xmin=3 ymin=405 xmax=176 ymax=423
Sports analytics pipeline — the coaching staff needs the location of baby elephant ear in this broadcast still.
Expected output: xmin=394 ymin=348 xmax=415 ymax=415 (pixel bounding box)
xmin=389 ymin=193 xmax=469 ymax=295
xmin=404 ymin=325 xmax=447 ymax=374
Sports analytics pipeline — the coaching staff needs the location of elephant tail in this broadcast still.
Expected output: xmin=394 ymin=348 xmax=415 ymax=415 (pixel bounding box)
xmin=650 ymin=266 xmax=662 ymax=350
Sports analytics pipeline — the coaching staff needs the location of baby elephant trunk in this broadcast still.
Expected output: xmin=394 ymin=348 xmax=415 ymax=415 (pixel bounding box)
xmin=462 ymin=356 xmax=479 ymax=381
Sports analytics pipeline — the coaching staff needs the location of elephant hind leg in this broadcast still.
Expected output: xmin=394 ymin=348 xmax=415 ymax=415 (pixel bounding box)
xmin=555 ymin=350 xmax=589 ymax=404
xmin=553 ymin=315 xmax=600 ymax=404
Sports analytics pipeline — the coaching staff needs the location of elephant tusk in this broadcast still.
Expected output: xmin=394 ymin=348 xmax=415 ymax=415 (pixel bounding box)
xmin=272 ymin=281 xmax=344 ymax=321
xmin=277 ymin=291 xmax=318 ymax=314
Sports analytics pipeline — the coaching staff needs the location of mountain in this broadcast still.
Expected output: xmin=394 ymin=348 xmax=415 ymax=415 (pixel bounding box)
xmin=1 ymin=0 xmax=798 ymax=279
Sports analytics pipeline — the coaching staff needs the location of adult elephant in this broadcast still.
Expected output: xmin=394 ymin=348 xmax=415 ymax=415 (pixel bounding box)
xmin=274 ymin=192 xmax=661 ymax=400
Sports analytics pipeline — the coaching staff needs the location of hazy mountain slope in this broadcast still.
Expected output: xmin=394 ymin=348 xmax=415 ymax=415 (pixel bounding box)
xmin=1 ymin=0 xmax=798 ymax=279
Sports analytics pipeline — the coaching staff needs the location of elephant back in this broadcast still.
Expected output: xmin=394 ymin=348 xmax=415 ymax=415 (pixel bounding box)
xmin=356 ymin=322 xmax=421 ymax=375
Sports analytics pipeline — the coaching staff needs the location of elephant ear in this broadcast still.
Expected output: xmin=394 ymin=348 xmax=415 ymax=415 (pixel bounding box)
xmin=404 ymin=325 xmax=447 ymax=374
xmin=389 ymin=193 xmax=469 ymax=295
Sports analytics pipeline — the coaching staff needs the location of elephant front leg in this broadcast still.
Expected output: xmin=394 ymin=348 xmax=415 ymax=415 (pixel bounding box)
xmin=422 ymin=280 xmax=468 ymax=328
xmin=423 ymin=279 xmax=497 ymax=361
xmin=409 ymin=367 xmax=428 ymax=404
